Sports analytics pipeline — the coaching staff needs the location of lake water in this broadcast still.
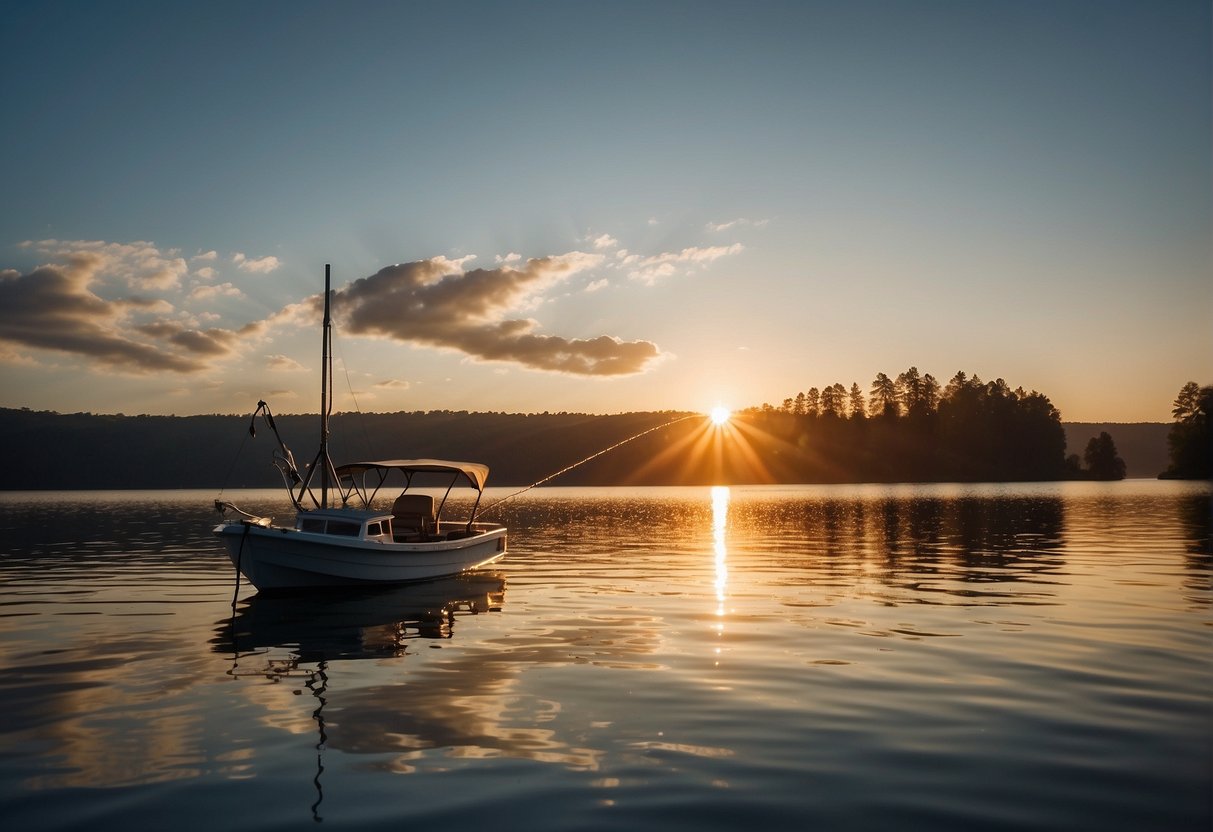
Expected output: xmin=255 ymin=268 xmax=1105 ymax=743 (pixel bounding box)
xmin=0 ymin=481 xmax=1209 ymax=831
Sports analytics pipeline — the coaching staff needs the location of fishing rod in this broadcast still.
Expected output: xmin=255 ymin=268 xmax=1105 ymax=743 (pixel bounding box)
xmin=477 ymin=413 xmax=696 ymax=518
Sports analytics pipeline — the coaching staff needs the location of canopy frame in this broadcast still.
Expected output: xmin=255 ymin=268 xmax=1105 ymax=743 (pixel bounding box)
xmin=335 ymin=459 xmax=491 ymax=529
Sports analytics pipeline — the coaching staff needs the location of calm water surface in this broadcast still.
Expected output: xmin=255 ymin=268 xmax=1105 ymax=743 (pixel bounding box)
xmin=0 ymin=482 xmax=1209 ymax=831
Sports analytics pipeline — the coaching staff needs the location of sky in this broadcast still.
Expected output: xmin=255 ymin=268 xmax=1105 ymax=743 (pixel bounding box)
xmin=0 ymin=0 xmax=1209 ymax=423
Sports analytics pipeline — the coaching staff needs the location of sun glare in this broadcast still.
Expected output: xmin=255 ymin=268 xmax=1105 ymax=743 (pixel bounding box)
xmin=709 ymin=406 xmax=731 ymax=427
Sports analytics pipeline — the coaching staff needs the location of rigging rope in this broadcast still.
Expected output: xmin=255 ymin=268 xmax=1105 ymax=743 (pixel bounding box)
xmin=478 ymin=414 xmax=695 ymax=518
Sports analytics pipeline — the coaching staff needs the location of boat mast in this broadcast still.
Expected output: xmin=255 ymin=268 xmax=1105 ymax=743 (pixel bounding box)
xmin=295 ymin=265 xmax=339 ymax=511
xmin=319 ymin=264 xmax=333 ymax=508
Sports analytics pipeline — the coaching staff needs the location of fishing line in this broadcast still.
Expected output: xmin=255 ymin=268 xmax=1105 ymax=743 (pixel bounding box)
xmin=215 ymin=418 xmax=254 ymax=503
xmin=478 ymin=414 xmax=696 ymax=517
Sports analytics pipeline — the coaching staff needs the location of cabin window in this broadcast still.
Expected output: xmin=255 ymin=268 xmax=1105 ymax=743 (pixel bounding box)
xmin=366 ymin=521 xmax=382 ymax=536
xmin=326 ymin=520 xmax=360 ymax=537
xmin=300 ymin=518 xmax=325 ymax=533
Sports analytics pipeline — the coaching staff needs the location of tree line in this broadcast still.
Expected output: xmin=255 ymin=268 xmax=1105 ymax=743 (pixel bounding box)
xmin=751 ymin=371 xmax=1209 ymax=482
xmin=745 ymin=368 xmax=1073 ymax=482
xmin=0 ymin=376 xmax=1202 ymax=489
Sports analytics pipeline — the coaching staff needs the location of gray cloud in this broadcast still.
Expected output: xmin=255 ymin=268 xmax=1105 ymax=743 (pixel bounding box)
xmin=336 ymin=254 xmax=662 ymax=376
xmin=0 ymin=257 xmax=252 ymax=373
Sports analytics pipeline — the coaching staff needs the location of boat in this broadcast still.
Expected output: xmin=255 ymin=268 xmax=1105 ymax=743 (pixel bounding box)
xmin=213 ymin=265 xmax=507 ymax=591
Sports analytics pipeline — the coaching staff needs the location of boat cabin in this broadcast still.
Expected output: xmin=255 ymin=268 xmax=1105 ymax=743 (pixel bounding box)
xmin=297 ymin=508 xmax=394 ymax=540
xmin=294 ymin=493 xmax=441 ymax=543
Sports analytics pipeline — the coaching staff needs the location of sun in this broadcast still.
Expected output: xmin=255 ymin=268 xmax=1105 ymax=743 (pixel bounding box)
xmin=709 ymin=406 xmax=732 ymax=427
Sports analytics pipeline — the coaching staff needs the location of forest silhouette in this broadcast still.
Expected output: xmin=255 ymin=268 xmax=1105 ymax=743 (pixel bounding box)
xmin=1162 ymin=382 xmax=1213 ymax=479
xmin=745 ymin=368 xmax=1068 ymax=482
xmin=0 ymin=371 xmax=1200 ymax=490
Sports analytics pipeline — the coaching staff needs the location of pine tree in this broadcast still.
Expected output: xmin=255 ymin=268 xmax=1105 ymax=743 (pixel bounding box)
xmin=1084 ymin=432 xmax=1126 ymax=480
xmin=1164 ymin=382 xmax=1212 ymax=478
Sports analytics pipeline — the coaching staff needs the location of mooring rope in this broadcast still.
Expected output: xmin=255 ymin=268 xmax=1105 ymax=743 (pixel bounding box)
xmin=231 ymin=522 xmax=251 ymax=610
xmin=478 ymin=414 xmax=695 ymax=518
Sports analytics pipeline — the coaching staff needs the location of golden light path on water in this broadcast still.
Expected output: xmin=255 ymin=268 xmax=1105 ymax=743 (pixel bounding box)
xmin=712 ymin=485 xmax=729 ymax=665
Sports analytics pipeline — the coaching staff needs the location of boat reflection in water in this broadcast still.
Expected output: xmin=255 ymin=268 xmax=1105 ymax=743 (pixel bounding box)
xmin=214 ymin=572 xmax=506 ymax=662
xmin=212 ymin=573 xmax=505 ymax=822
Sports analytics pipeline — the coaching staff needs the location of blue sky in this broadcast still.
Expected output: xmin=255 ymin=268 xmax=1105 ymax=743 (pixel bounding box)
xmin=1 ymin=0 xmax=1208 ymax=421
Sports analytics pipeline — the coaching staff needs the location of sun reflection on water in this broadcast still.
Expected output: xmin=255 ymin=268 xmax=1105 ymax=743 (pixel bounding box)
xmin=712 ymin=486 xmax=730 ymax=664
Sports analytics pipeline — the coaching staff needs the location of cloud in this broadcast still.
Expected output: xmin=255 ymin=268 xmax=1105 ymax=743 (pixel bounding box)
xmin=0 ymin=339 xmax=38 ymax=367
xmin=334 ymin=253 xmax=661 ymax=376
xmin=0 ymin=255 xmax=256 ymax=373
xmin=495 ymin=252 xmax=521 ymax=264
xmin=267 ymin=354 xmax=306 ymax=372
xmin=0 ymin=236 xmax=681 ymax=380
xmin=373 ymin=378 xmax=410 ymax=389
xmin=21 ymin=239 xmax=188 ymax=290
xmin=232 ymin=252 xmax=281 ymax=273
xmin=189 ymin=281 xmax=242 ymax=300
xmin=135 ymin=321 xmax=242 ymax=356
xmin=706 ymin=218 xmax=770 ymax=232
xmin=626 ymin=243 xmax=744 ymax=285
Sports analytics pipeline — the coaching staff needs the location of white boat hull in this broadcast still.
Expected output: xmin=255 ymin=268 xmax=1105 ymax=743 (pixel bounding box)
xmin=214 ymin=521 xmax=507 ymax=590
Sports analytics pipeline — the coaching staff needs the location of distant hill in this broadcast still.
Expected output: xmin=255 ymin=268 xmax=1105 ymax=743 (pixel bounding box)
xmin=0 ymin=408 xmax=697 ymax=490
xmin=1062 ymin=423 xmax=1170 ymax=479
xmin=0 ymin=408 xmax=1175 ymax=489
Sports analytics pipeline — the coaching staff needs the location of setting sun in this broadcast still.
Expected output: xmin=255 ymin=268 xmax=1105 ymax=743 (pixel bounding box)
xmin=709 ymin=406 xmax=731 ymax=427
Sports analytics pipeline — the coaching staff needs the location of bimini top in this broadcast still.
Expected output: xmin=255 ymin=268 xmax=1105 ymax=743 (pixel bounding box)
xmin=335 ymin=459 xmax=491 ymax=492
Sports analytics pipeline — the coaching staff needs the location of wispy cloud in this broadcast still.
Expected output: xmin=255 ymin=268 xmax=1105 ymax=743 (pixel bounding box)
xmin=334 ymin=253 xmax=661 ymax=376
xmin=591 ymin=233 xmax=619 ymax=250
xmin=373 ymin=378 xmax=410 ymax=389
xmin=624 ymin=243 xmax=744 ymax=285
xmin=706 ymin=217 xmax=770 ymax=232
xmin=266 ymin=354 xmax=306 ymax=372
xmin=232 ymin=252 xmax=281 ymax=273
xmin=189 ymin=281 xmax=242 ymax=300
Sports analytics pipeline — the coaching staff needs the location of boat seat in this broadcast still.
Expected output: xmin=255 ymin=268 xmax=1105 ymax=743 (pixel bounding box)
xmin=392 ymin=493 xmax=435 ymax=536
